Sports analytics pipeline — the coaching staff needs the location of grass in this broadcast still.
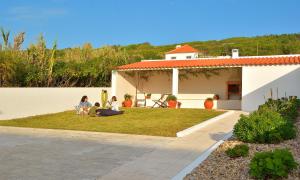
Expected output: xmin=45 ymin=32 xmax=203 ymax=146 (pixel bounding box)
xmin=0 ymin=108 xmax=224 ymax=137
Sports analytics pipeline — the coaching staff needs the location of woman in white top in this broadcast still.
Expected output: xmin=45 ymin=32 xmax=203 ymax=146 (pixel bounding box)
xmin=109 ymin=96 xmax=119 ymax=111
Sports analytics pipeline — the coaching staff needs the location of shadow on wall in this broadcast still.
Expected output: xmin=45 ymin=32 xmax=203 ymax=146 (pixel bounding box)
xmin=242 ymin=67 xmax=300 ymax=112
xmin=178 ymin=68 xmax=241 ymax=98
xmin=119 ymin=71 xmax=172 ymax=96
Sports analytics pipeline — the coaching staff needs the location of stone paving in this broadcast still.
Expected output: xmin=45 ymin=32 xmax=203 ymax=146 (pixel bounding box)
xmin=0 ymin=111 xmax=243 ymax=180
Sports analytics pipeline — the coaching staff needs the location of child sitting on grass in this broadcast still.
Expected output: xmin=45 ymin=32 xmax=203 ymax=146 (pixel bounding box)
xmin=88 ymin=102 xmax=101 ymax=117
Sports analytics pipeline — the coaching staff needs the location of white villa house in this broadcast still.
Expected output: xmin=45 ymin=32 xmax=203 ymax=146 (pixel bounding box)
xmin=111 ymin=45 xmax=300 ymax=112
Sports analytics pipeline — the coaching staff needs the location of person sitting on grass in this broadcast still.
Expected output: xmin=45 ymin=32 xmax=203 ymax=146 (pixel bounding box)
xmin=108 ymin=96 xmax=119 ymax=111
xmin=97 ymin=97 xmax=124 ymax=116
xmin=77 ymin=95 xmax=92 ymax=115
xmin=89 ymin=102 xmax=101 ymax=117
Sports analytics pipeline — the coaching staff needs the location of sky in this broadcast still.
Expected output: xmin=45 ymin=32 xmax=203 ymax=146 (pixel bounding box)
xmin=0 ymin=0 xmax=300 ymax=49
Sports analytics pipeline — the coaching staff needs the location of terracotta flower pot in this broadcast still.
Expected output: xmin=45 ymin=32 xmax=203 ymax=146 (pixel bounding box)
xmin=168 ymin=100 xmax=177 ymax=108
xmin=204 ymin=99 xmax=214 ymax=109
xmin=123 ymin=100 xmax=132 ymax=107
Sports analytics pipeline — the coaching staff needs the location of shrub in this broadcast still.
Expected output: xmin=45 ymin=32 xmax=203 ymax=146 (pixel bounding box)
xmin=233 ymin=108 xmax=296 ymax=143
xmin=259 ymin=98 xmax=299 ymax=122
xmin=250 ymin=149 xmax=298 ymax=179
xmin=225 ymin=144 xmax=249 ymax=158
xmin=205 ymin=97 xmax=213 ymax=101
xmin=213 ymin=94 xmax=220 ymax=100
xmin=166 ymin=95 xmax=177 ymax=101
xmin=295 ymin=99 xmax=300 ymax=108
xmin=124 ymin=93 xmax=132 ymax=100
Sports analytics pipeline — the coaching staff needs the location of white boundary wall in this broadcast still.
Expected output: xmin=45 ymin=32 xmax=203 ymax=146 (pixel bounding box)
xmin=242 ymin=65 xmax=300 ymax=112
xmin=0 ymin=88 xmax=111 ymax=120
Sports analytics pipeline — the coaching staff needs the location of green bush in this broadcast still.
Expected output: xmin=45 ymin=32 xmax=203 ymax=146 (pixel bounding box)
xmin=250 ymin=149 xmax=298 ymax=179
xmin=124 ymin=93 xmax=132 ymax=100
xmin=233 ymin=109 xmax=296 ymax=143
xmin=293 ymin=98 xmax=300 ymax=108
xmin=166 ymin=95 xmax=177 ymax=101
xmin=259 ymin=98 xmax=299 ymax=122
xmin=225 ymin=144 xmax=249 ymax=158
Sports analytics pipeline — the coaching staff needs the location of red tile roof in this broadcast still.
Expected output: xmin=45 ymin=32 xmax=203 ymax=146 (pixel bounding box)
xmin=166 ymin=45 xmax=199 ymax=54
xmin=116 ymin=55 xmax=300 ymax=70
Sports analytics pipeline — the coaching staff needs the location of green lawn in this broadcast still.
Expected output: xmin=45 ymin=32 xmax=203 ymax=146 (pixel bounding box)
xmin=0 ymin=108 xmax=224 ymax=137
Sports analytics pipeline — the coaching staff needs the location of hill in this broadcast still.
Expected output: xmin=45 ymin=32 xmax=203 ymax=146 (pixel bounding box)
xmin=1 ymin=32 xmax=300 ymax=87
xmin=121 ymin=33 xmax=300 ymax=61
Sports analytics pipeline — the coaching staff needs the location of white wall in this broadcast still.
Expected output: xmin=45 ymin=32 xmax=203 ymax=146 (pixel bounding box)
xmin=0 ymin=88 xmax=111 ymax=120
xmin=165 ymin=52 xmax=198 ymax=60
xmin=116 ymin=71 xmax=137 ymax=103
xmin=242 ymin=65 xmax=300 ymax=112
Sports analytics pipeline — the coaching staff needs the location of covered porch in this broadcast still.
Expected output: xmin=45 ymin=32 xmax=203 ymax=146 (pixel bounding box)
xmin=112 ymin=67 xmax=242 ymax=110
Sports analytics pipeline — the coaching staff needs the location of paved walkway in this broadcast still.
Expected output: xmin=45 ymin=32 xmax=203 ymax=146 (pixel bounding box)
xmin=0 ymin=111 xmax=243 ymax=180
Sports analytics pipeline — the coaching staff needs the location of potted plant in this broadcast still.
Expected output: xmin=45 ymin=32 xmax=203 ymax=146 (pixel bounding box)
xmin=123 ymin=93 xmax=133 ymax=107
xmin=213 ymin=94 xmax=220 ymax=100
xmin=145 ymin=93 xmax=151 ymax=99
xmin=166 ymin=95 xmax=177 ymax=108
xmin=204 ymin=97 xmax=214 ymax=109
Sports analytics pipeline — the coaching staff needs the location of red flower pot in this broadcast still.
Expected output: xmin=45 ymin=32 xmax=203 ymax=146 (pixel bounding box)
xmin=123 ymin=100 xmax=132 ymax=107
xmin=168 ymin=100 xmax=177 ymax=108
xmin=204 ymin=99 xmax=214 ymax=109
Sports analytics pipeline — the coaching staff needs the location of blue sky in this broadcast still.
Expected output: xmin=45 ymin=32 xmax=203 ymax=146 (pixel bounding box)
xmin=0 ymin=0 xmax=299 ymax=49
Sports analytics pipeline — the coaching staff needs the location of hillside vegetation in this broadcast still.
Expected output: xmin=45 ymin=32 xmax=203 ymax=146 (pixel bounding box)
xmin=1 ymin=27 xmax=300 ymax=87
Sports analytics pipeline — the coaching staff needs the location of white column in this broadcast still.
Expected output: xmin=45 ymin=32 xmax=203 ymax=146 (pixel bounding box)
xmin=172 ymin=68 xmax=179 ymax=96
xmin=111 ymin=70 xmax=117 ymax=96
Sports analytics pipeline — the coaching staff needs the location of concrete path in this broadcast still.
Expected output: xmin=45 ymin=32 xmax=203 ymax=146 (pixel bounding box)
xmin=0 ymin=111 xmax=243 ymax=180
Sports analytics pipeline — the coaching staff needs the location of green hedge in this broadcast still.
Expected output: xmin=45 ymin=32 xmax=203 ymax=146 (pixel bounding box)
xmin=250 ymin=149 xmax=298 ymax=179
xmin=233 ymin=98 xmax=298 ymax=144
xmin=234 ymin=109 xmax=296 ymax=143
xmin=259 ymin=98 xmax=299 ymax=122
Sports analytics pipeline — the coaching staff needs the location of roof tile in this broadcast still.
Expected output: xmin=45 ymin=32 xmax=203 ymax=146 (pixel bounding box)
xmin=166 ymin=45 xmax=199 ymax=54
xmin=117 ymin=56 xmax=300 ymax=70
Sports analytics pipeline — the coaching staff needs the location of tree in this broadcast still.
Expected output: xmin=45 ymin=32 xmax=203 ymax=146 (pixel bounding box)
xmin=81 ymin=42 xmax=93 ymax=60
xmin=47 ymin=41 xmax=57 ymax=86
xmin=26 ymin=34 xmax=58 ymax=86
xmin=0 ymin=52 xmax=15 ymax=86
xmin=1 ymin=27 xmax=10 ymax=50
xmin=13 ymin=32 xmax=25 ymax=50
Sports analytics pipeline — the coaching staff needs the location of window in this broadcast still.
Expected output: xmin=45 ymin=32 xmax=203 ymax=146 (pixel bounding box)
xmin=227 ymin=81 xmax=241 ymax=100
xmin=171 ymin=57 xmax=176 ymax=60
xmin=186 ymin=56 xmax=192 ymax=59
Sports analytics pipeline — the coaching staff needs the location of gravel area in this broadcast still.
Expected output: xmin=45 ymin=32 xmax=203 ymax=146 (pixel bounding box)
xmin=185 ymin=114 xmax=300 ymax=180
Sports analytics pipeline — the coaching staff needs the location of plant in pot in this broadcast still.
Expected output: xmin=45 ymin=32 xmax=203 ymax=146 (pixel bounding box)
xmin=213 ymin=94 xmax=220 ymax=100
xmin=166 ymin=95 xmax=177 ymax=108
xmin=204 ymin=97 xmax=214 ymax=109
xmin=145 ymin=93 xmax=151 ymax=99
xmin=123 ymin=93 xmax=133 ymax=107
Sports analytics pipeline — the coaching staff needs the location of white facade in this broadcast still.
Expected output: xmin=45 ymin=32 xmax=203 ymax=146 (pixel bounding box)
xmin=165 ymin=52 xmax=198 ymax=60
xmin=111 ymin=70 xmax=117 ymax=96
xmin=242 ymin=65 xmax=300 ymax=112
xmin=0 ymin=87 xmax=111 ymax=120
